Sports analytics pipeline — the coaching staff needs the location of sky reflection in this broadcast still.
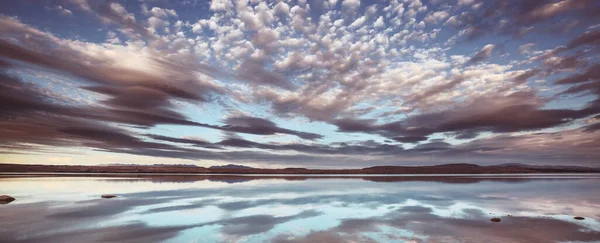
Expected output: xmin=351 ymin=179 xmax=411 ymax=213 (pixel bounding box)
xmin=1 ymin=174 xmax=599 ymax=242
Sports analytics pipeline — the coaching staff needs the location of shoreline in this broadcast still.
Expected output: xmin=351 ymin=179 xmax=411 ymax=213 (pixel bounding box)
xmin=2 ymin=163 xmax=599 ymax=175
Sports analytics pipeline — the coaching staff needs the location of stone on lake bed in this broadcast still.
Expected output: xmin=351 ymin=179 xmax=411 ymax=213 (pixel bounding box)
xmin=0 ymin=195 xmax=15 ymax=204
xmin=490 ymin=218 xmax=501 ymax=222
xmin=101 ymin=194 xmax=117 ymax=199
xmin=574 ymin=216 xmax=585 ymax=220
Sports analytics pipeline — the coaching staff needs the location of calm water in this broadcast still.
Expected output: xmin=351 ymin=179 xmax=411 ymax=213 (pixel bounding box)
xmin=1 ymin=174 xmax=600 ymax=243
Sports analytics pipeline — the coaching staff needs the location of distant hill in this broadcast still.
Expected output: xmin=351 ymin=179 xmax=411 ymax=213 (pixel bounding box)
xmin=361 ymin=163 xmax=600 ymax=174
xmin=100 ymin=163 xmax=199 ymax=167
xmin=1 ymin=163 xmax=599 ymax=174
xmin=496 ymin=163 xmax=594 ymax=170
xmin=209 ymin=164 xmax=255 ymax=169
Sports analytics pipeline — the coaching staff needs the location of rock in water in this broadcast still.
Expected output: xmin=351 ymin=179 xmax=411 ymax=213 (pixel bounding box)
xmin=101 ymin=194 xmax=117 ymax=199
xmin=0 ymin=195 xmax=15 ymax=204
xmin=490 ymin=218 xmax=501 ymax=222
xmin=574 ymin=216 xmax=585 ymax=220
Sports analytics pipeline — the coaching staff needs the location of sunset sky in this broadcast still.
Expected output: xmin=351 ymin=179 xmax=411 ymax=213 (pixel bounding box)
xmin=0 ymin=0 xmax=599 ymax=168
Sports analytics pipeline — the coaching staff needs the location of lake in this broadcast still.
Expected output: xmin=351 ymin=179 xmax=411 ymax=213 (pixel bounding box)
xmin=1 ymin=174 xmax=600 ymax=242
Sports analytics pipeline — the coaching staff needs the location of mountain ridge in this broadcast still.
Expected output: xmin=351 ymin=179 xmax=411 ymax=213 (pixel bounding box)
xmin=1 ymin=163 xmax=599 ymax=174
xmin=209 ymin=164 xmax=255 ymax=169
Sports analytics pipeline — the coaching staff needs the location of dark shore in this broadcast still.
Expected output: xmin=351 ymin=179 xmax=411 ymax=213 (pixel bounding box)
xmin=1 ymin=163 xmax=599 ymax=174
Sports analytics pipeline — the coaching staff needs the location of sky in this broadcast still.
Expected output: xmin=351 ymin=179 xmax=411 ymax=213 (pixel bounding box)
xmin=0 ymin=0 xmax=598 ymax=168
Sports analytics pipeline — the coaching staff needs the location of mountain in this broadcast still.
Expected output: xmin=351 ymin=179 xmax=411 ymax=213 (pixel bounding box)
xmin=209 ymin=164 xmax=255 ymax=170
xmin=100 ymin=163 xmax=199 ymax=168
xmin=496 ymin=163 xmax=595 ymax=171
xmin=1 ymin=163 xmax=599 ymax=174
xmin=151 ymin=164 xmax=200 ymax=168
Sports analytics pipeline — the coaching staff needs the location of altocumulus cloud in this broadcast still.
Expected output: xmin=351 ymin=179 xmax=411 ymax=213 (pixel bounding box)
xmin=0 ymin=0 xmax=599 ymax=167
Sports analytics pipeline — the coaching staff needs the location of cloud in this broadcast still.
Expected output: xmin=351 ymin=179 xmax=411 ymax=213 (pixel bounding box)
xmin=567 ymin=29 xmax=600 ymax=49
xmin=334 ymin=91 xmax=598 ymax=142
xmin=273 ymin=2 xmax=290 ymax=17
xmin=447 ymin=0 xmax=596 ymax=41
xmin=465 ymin=44 xmax=496 ymax=65
xmin=237 ymin=60 xmax=294 ymax=90
xmin=518 ymin=43 xmax=536 ymax=54
xmin=349 ymin=16 xmax=367 ymax=29
xmin=556 ymin=63 xmax=600 ymax=85
xmin=209 ymin=0 xmax=232 ymax=11
xmin=0 ymin=33 xmax=218 ymax=104
xmin=424 ymin=11 xmax=449 ymax=24
xmin=0 ymin=17 xmax=322 ymax=139
xmin=517 ymin=0 xmax=590 ymax=25
xmin=341 ymin=0 xmax=360 ymax=11
xmin=392 ymin=136 xmax=429 ymax=143
xmin=512 ymin=69 xmax=541 ymax=84
xmin=46 ymin=5 xmax=73 ymax=16
xmin=458 ymin=0 xmax=476 ymax=5
xmin=220 ymin=115 xmax=322 ymax=140
xmin=145 ymin=6 xmax=178 ymax=18
xmin=72 ymin=0 xmax=154 ymax=38
xmin=1 ymin=0 xmax=600 ymax=167
xmin=0 ymin=69 xmax=320 ymax=159
xmin=373 ymin=16 xmax=384 ymax=28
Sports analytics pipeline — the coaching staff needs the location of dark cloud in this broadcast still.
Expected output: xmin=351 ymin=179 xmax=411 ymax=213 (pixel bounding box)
xmin=543 ymin=55 xmax=589 ymax=74
xmin=582 ymin=122 xmax=600 ymax=132
xmin=334 ymin=91 xmax=599 ymax=142
xmin=0 ymin=69 xmax=321 ymax=161
xmin=465 ymin=44 xmax=496 ymax=66
xmin=220 ymin=115 xmax=322 ymax=140
xmin=556 ymin=63 xmax=600 ymax=85
xmin=0 ymin=39 xmax=215 ymax=103
xmin=83 ymin=85 xmax=174 ymax=109
xmin=2 ymin=66 xmax=597 ymax=166
xmin=332 ymin=118 xmax=378 ymax=133
xmin=403 ymin=75 xmax=468 ymax=104
xmin=512 ymin=69 xmax=541 ymax=84
xmin=453 ymin=129 xmax=482 ymax=140
xmin=411 ymin=141 xmax=452 ymax=152
xmin=392 ymin=136 xmax=428 ymax=143
xmin=556 ymin=64 xmax=600 ymax=111
xmin=211 ymin=137 xmax=405 ymax=155
xmin=0 ymin=36 xmax=320 ymax=141
xmin=451 ymin=0 xmax=598 ymax=41
xmin=146 ymin=134 xmax=219 ymax=148
xmin=567 ymin=29 xmax=600 ymax=49
xmin=0 ymin=72 xmax=67 ymax=115
xmin=238 ymin=60 xmax=295 ymax=90
xmin=515 ymin=0 xmax=591 ymax=25
xmin=0 ymin=69 xmax=196 ymax=130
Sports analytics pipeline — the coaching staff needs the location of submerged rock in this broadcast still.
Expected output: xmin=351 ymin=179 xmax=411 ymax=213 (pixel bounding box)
xmin=101 ymin=194 xmax=117 ymax=199
xmin=574 ymin=216 xmax=585 ymax=220
xmin=490 ymin=218 xmax=501 ymax=222
xmin=0 ymin=195 xmax=15 ymax=204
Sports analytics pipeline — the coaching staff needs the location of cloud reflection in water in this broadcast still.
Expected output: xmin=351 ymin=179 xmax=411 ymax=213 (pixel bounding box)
xmin=0 ymin=174 xmax=599 ymax=242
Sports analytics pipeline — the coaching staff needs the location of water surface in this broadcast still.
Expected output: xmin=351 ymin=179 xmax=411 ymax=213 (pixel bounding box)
xmin=1 ymin=174 xmax=599 ymax=242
